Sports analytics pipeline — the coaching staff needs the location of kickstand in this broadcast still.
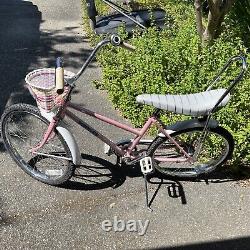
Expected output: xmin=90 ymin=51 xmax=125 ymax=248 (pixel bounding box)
xmin=143 ymin=174 xmax=153 ymax=212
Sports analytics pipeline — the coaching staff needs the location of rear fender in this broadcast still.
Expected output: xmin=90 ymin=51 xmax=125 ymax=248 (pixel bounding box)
xmin=158 ymin=118 xmax=219 ymax=137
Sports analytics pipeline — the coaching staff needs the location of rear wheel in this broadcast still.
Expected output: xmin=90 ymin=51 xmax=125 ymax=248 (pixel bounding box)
xmin=1 ymin=104 xmax=75 ymax=185
xmin=147 ymin=126 xmax=234 ymax=178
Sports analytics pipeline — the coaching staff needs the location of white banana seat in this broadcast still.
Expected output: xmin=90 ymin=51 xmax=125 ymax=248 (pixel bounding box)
xmin=136 ymin=89 xmax=230 ymax=116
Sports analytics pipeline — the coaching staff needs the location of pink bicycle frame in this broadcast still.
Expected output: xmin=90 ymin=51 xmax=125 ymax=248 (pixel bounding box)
xmin=32 ymin=100 xmax=192 ymax=163
xmin=65 ymin=102 xmax=156 ymax=157
xmin=30 ymin=35 xmax=195 ymax=163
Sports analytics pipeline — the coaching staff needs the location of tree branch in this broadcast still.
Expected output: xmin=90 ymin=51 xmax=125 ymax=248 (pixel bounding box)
xmin=198 ymin=0 xmax=236 ymax=44
xmin=220 ymin=0 xmax=236 ymax=14
xmin=207 ymin=0 xmax=219 ymax=15
xmin=194 ymin=0 xmax=204 ymax=39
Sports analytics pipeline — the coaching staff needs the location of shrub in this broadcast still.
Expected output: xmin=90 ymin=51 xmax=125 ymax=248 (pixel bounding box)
xmin=84 ymin=1 xmax=250 ymax=167
xmin=230 ymin=0 xmax=250 ymax=49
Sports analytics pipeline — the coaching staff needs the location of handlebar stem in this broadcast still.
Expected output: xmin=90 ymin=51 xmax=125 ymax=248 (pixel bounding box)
xmin=66 ymin=34 xmax=133 ymax=86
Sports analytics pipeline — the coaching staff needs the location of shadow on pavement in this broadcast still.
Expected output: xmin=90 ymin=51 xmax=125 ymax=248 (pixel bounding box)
xmin=147 ymin=177 xmax=187 ymax=206
xmin=0 ymin=197 xmax=6 ymax=226
xmin=152 ymin=236 xmax=250 ymax=250
xmin=64 ymin=153 xmax=126 ymax=190
xmin=63 ymin=153 xmax=248 ymax=207
xmin=0 ymin=0 xmax=93 ymax=152
xmin=0 ymin=0 xmax=41 ymax=116
xmin=64 ymin=153 xmax=187 ymax=206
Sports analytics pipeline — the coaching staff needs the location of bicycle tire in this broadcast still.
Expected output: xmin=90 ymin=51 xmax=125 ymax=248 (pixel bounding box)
xmin=1 ymin=103 xmax=75 ymax=185
xmin=147 ymin=126 xmax=234 ymax=178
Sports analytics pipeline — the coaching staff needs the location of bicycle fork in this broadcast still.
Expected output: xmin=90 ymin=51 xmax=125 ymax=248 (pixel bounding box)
xmin=30 ymin=117 xmax=58 ymax=154
xmin=29 ymin=116 xmax=73 ymax=161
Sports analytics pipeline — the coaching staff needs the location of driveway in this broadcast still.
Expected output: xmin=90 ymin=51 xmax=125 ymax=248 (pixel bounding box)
xmin=0 ymin=1 xmax=250 ymax=249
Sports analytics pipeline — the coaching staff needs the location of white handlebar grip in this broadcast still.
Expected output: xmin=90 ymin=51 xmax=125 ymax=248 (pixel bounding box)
xmin=55 ymin=57 xmax=64 ymax=95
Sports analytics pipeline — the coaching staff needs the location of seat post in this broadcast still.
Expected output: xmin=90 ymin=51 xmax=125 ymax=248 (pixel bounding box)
xmin=153 ymin=109 xmax=161 ymax=118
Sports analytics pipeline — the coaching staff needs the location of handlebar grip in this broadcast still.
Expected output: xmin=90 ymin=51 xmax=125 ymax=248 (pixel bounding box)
xmin=55 ymin=57 xmax=64 ymax=95
xmin=121 ymin=42 xmax=136 ymax=52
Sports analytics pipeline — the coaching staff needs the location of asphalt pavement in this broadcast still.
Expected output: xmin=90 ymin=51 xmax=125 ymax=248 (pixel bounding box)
xmin=0 ymin=1 xmax=250 ymax=249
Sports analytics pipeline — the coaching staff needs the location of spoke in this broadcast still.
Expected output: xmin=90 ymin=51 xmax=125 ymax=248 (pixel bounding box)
xmin=33 ymin=152 xmax=72 ymax=161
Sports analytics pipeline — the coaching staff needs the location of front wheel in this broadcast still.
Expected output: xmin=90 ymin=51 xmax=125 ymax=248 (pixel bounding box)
xmin=1 ymin=103 xmax=75 ymax=185
xmin=147 ymin=126 xmax=234 ymax=178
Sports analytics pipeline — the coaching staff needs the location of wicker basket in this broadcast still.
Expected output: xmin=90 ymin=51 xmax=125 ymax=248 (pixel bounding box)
xmin=25 ymin=68 xmax=75 ymax=111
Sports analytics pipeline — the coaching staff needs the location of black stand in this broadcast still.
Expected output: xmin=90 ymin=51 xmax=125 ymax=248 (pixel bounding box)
xmin=85 ymin=0 xmax=167 ymax=35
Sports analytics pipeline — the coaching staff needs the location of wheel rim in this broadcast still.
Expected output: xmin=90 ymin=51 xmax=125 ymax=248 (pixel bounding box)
xmin=4 ymin=110 xmax=71 ymax=181
xmin=152 ymin=129 xmax=230 ymax=177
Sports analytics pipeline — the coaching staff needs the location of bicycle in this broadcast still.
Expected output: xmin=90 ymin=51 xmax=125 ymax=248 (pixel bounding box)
xmin=0 ymin=34 xmax=247 ymax=209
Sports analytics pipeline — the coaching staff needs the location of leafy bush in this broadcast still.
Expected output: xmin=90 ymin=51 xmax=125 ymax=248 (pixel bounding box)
xmin=84 ymin=1 xmax=250 ymax=167
xmin=230 ymin=0 xmax=250 ymax=49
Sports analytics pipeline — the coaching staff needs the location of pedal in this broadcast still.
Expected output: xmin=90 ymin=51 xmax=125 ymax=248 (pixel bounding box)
xmin=140 ymin=157 xmax=154 ymax=174
xmin=104 ymin=143 xmax=113 ymax=156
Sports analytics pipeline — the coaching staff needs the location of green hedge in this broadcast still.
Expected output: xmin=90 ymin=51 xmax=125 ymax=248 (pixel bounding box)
xmin=84 ymin=1 xmax=250 ymax=167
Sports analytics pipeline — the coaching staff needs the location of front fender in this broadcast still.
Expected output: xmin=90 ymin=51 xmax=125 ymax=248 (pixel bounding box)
xmin=40 ymin=109 xmax=81 ymax=166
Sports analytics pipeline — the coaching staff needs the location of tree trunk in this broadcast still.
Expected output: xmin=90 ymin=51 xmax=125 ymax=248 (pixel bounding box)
xmin=194 ymin=0 xmax=236 ymax=45
xmin=194 ymin=0 xmax=204 ymax=40
xmin=202 ymin=9 xmax=220 ymax=44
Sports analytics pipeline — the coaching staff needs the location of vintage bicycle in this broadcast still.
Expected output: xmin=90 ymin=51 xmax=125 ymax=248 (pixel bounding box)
xmin=0 ymin=35 xmax=247 ymax=208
